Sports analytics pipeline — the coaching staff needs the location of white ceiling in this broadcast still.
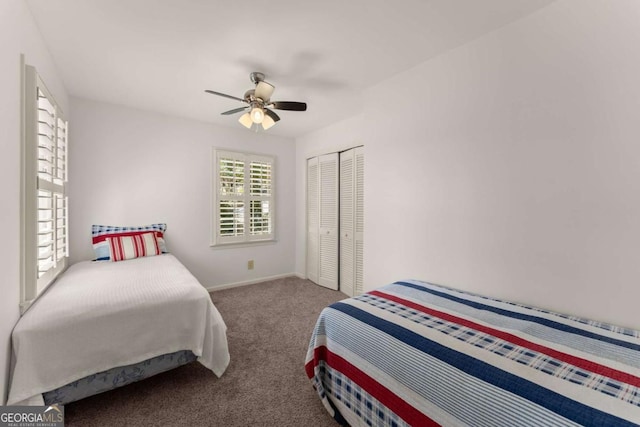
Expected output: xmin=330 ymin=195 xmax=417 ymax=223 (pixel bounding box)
xmin=26 ymin=0 xmax=555 ymax=138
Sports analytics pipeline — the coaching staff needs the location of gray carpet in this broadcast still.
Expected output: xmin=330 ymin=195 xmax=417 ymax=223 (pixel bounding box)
xmin=64 ymin=277 xmax=346 ymax=426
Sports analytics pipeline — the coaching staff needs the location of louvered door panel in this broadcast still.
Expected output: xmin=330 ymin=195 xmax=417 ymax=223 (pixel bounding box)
xmin=340 ymin=149 xmax=355 ymax=296
xmin=318 ymin=153 xmax=339 ymax=289
xmin=354 ymin=147 xmax=364 ymax=295
xmin=306 ymin=158 xmax=319 ymax=284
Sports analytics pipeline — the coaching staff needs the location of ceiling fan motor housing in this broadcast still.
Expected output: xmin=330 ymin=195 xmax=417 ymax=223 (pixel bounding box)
xmin=244 ymin=89 xmax=256 ymax=101
xmin=249 ymin=72 xmax=265 ymax=84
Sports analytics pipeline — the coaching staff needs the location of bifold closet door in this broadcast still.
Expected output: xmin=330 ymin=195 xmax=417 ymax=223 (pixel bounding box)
xmin=340 ymin=147 xmax=364 ymax=297
xmin=318 ymin=153 xmax=339 ymax=289
xmin=306 ymin=157 xmax=319 ymax=284
xmin=354 ymin=147 xmax=364 ymax=295
xmin=339 ymin=149 xmax=355 ymax=297
xmin=307 ymin=153 xmax=339 ymax=290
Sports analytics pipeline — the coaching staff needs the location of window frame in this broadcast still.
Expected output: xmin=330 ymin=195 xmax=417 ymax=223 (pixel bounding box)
xmin=20 ymin=62 xmax=69 ymax=313
xmin=211 ymin=148 xmax=276 ymax=247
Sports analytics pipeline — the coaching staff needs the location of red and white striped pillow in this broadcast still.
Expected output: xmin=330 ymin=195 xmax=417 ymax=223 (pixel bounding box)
xmin=107 ymin=231 xmax=161 ymax=262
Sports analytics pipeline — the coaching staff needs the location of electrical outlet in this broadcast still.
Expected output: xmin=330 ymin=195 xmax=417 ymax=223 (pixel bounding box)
xmin=247 ymin=260 xmax=254 ymax=270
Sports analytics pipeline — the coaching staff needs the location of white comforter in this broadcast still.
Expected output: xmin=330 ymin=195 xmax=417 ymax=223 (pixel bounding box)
xmin=8 ymin=254 xmax=230 ymax=406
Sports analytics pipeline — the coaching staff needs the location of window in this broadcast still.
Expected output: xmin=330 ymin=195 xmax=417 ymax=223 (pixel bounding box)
xmin=21 ymin=64 xmax=69 ymax=312
xmin=212 ymin=149 xmax=275 ymax=246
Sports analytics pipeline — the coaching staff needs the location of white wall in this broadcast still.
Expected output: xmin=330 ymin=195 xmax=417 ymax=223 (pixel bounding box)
xmin=294 ymin=114 xmax=363 ymax=276
xmin=360 ymin=0 xmax=640 ymax=328
xmin=69 ymin=98 xmax=296 ymax=288
xmin=0 ymin=0 xmax=68 ymax=404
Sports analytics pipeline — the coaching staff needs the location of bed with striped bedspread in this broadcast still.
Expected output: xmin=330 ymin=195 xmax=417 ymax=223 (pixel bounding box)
xmin=305 ymin=280 xmax=640 ymax=426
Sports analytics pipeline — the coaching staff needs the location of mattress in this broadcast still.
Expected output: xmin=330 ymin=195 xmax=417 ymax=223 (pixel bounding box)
xmin=305 ymin=280 xmax=640 ymax=426
xmin=9 ymin=254 xmax=230 ymax=406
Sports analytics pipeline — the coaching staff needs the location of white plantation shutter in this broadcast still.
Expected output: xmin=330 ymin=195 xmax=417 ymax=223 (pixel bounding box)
xmin=55 ymin=117 xmax=68 ymax=184
xmin=318 ymin=153 xmax=339 ymax=290
xmin=306 ymin=157 xmax=319 ymax=284
xmin=212 ymin=149 xmax=275 ymax=245
xmin=339 ymin=149 xmax=355 ymax=297
xmin=249 ymin=160 xmax=272 ymax=236
xmin=37 ymin=190 xmax=55 ymax=278
xmin=22 ymin=65 xmax=69 ymax=311
xmin=218 ymin=154 xmax=245 ymax=242
xmin=37 ymin=91 xmax=55 ymax=182
xmin=55 ymin=193 xmax=68 ymax=263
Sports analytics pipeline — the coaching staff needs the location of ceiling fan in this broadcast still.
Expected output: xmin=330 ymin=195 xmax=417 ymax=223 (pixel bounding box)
xmin=205 ymin=72 xmax=307 ymax=131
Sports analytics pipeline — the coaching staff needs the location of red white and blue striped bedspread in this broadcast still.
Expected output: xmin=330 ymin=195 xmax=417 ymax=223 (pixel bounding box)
xmin=305 ymin=280 xmax=640 ymax=426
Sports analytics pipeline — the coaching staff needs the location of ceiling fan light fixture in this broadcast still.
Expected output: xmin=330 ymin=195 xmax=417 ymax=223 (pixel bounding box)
xmin=250 ymin=107 xmax=264 ymax=124
xmin=205 ymin=71 xmax=307 ymax=132
xmin=261 ymin=114 xmax=276 ymax=130
xmin=238 ymin=112 xmax=253 ymax=129
xmin=255 ymin=81 xmax=275 ymax=102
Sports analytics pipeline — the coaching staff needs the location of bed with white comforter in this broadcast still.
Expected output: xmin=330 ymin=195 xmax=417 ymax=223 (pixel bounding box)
xmin=8 ymin=254 xmax=229 ymax=406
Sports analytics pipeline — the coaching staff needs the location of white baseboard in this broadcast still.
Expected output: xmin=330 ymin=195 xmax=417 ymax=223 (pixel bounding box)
xmin=206 ymin=272 xmax=300 ymax=292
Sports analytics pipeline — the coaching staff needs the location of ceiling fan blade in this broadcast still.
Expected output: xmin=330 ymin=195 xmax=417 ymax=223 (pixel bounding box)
xmin=255 ymin=81 xmax=275 ymax=102
xmin=205 ymin=90 xmax=246 ymax=103
xmin=221 ymin=106 xmax=249 ymax=115
xmin=271 ymin=101 xmax=307 ymax=111
xmin=264 ymin=108 xmax=280 ymax=122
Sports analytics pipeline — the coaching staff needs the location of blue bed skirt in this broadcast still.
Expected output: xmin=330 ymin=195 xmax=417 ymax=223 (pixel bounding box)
xmin=43 ymin=350 xmax=197 ymax=405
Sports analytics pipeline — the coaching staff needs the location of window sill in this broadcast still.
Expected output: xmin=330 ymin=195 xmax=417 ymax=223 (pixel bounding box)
xmin=209 ymin=239 xmax=277 ymax=250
